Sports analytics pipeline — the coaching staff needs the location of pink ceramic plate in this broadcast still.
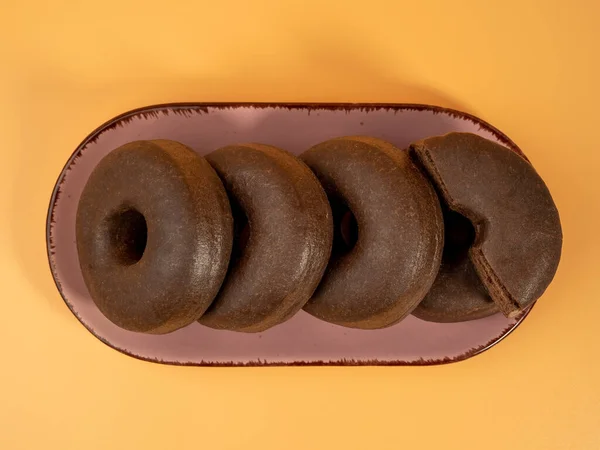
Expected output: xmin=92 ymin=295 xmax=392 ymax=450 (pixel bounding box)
xmin=47 ymin=103 xmax=531 ymax=366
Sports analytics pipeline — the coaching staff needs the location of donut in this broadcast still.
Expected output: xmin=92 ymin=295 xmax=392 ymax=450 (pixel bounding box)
xmin=410 ymin=132 xmax=562 ymax=320
xmin=300 ymin=136 xmax=444 ymax=329
xmin=76 ymin=140 xmax=233 ymax=334
xmin=198 ymin=143 xmax=333 ymax=332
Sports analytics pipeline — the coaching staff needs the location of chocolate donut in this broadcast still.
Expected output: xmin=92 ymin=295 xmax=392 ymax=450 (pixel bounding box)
xmin=300 ymin=136 xmax=444 ymax=329
xmin=76 ymin=140 xmax=233 ymax=334
xmin=198 ymin=143 xmax=333 ymax=332
xmin=410 ymin=132 xmax=562 ymax=320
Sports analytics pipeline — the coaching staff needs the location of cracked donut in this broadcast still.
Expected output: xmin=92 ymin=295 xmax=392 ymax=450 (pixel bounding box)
xmin=76 ymin=140 xmax=233 ymax=334
xmin=198 ymin=143 xmax=333 ymax=332
xmin=410 ymin=132 xmax=562 ymax=321
xmin=300 ymin=136 xmax=444 ymax=329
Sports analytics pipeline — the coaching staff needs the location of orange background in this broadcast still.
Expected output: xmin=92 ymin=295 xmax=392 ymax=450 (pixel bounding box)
xmin=1 ymin=1 xmax=599 ymax=449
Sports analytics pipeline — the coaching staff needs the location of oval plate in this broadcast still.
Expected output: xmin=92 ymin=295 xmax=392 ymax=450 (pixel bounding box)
xmin=47 ymin=103 xmax=531 ymax=366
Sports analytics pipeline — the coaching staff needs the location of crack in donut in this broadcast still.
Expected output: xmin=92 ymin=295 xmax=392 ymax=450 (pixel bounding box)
xmin=410 ymin=132 xmax=562 ymax=321
xmin=412 ymin=206 xmax=498 ymax=322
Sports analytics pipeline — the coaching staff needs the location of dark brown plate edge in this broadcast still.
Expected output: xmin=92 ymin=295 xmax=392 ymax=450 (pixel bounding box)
xmin=45 ymin=102 xmax=533 ymax=367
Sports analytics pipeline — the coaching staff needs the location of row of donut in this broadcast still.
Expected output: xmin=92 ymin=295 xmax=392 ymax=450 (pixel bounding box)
xmin=76 ymin=133 xmax=562 ymax=335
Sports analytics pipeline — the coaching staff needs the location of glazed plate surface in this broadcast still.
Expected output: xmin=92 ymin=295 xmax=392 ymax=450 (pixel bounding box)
xmin=47 ymin=103 xmax=530 ymax=366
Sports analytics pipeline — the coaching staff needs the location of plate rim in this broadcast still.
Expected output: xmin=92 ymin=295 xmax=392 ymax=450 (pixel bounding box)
xmin=45 ymin=102 xmax=532 ymax=367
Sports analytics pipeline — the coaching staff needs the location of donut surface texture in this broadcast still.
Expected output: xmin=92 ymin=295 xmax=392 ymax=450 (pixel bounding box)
xmin=301 ymin=136 xmax=444 ymax=329
xmin=198 ymin=143 xmax=333 ymax=332
xmin=410 ymin=132 xmax=562 ymax=319
xmin=76 ymin=140 xmax=233 ymax=334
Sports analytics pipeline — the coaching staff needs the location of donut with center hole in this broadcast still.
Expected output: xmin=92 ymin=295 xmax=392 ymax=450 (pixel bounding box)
xmin=76 ymin=140 xmax=233 ymax=334
xmin=198 ymin=143 xmax=333 ymax=332
xmin=300 ymin=136 xmax=444 ymax=329
xmin=410 ymin=132 xmax=562 ymax=320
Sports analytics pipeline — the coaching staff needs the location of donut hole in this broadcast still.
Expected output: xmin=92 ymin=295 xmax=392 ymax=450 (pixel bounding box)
xmin=107 ymin=208 xmax=148 ymax=265
xmin=442 ymin=208 xmax=476 ymax=265
xmin=330 ymin=197 xmax=359 ymax=254
xmin=229 ymin=196 xmax=250 ymax=262
xmin=340 ymin=210 xmax=359 ymax=249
